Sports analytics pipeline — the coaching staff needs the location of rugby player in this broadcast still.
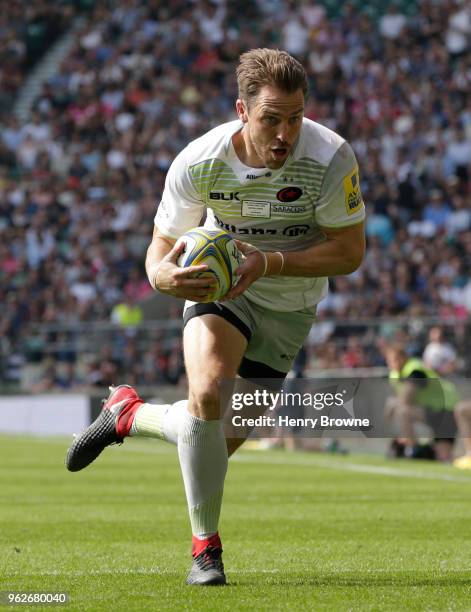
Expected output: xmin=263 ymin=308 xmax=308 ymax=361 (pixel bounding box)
xmin=66 ymin=49 xmax=366 ymax=585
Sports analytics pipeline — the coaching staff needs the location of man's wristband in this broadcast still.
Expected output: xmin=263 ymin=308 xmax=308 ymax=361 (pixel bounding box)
xmin=264 ymin=251 xmax=285 ymax=276
xmin=276 ymin=251 xmax=284 ymax=274
xmin=260 ymin=251 xmax=268 ymax=276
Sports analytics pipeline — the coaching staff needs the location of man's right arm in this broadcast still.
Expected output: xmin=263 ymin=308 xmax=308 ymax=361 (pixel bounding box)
xmin=145 ymin=226 xmax=176 ymax=287
xmin=145 ymin=226 xmax=218 ymax=302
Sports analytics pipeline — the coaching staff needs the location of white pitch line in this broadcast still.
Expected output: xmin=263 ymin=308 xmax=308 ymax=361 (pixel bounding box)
xmin=4 ymin=568 xmax=279 ymax=577
xmin=231 ymin=454 xmax=471 ymax=483
xmin=50 ymin=439 xmax=471 ymax=485
xmin=120 ymin=443 xmax=471 ymax=483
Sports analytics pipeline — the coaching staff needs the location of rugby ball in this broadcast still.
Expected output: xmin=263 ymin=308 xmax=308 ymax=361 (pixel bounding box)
xmin=176 ymin=228 xmax=242 ymax=302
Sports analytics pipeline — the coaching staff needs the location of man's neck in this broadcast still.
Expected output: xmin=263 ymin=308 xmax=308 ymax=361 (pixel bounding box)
xmin=232 ymin=127 xmax=265 ymax=168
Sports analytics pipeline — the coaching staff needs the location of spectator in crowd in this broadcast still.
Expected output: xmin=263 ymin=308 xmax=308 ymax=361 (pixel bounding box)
xmin=379 ymin=4 xmax=407 ymax=40
xmin=110 ymin=295 xmax=143 ymax=329
xmin=422 ymin=326 xmax=458 ymax=377
xmin=384 ymin=343 xmax=471 ymax=468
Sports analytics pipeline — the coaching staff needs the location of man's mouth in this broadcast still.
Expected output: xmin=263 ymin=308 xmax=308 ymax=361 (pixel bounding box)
xmin=271 ymin=146 xmax=289 ymax=159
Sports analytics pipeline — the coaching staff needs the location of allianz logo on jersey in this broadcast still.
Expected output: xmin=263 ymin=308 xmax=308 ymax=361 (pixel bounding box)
xmin=214 ymin=215 xmax=310 ymax=237
xmin=282 ymin=224 xmax=310 ymax=236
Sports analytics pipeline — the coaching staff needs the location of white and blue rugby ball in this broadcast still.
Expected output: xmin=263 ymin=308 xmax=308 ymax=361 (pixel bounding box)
xmin=176 ymin=228 xmax=242 ymax=302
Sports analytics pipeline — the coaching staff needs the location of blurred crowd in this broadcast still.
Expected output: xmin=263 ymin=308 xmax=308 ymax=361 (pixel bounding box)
xmin=0 ymin=0 xmax=76 ymax=113
xmin=0 ymin=0 xmax=470 ymax=388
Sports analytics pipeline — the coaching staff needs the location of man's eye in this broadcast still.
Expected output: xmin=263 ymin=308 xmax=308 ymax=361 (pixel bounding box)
xmin=289 ymin=116 xmax=301 ymax=125
xmin=263 ymin=116 xmax=278 ymax=126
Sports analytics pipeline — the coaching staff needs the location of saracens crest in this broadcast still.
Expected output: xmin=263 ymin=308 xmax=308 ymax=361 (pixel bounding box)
xmin=276 ymin=187 xmax=303 ymax=202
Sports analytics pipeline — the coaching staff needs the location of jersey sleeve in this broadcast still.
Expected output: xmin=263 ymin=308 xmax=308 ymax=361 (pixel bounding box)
xmin=314 ymin=141 xmax=366 ymax=228
xmin=154 ymin=148 xmax=206 ymax=239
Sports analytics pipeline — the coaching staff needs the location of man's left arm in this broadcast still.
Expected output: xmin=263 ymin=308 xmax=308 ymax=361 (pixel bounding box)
xmin=265 ymin=220 xmax=365 ymax=277
xmin=226 ymin=141 xmax=365 ymax=298
xmin=274 ymin=140 xmax=366 ymax=276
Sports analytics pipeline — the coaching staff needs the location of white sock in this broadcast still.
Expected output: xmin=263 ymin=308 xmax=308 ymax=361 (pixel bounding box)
xmin=130 ymin=400 xmax=187 ymax=445
xmin=178 ymin=410 xmax=228 ymax=538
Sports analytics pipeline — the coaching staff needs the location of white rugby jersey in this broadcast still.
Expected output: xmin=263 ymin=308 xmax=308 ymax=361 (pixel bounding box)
xmin=155 ymin=118 xmax=365 ymax=312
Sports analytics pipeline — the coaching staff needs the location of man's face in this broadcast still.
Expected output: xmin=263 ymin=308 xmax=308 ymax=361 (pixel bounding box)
xmin=237 ymin=85 xmax=305 ymax=169
xmin=385 ymin=350 xmax=406 ymax=372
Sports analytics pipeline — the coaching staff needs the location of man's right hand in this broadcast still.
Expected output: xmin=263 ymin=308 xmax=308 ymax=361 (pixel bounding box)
xmin=147 ymin=240 xmax=218 ymax=302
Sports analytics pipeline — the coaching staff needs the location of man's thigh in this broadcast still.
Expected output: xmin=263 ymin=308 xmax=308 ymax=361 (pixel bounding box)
xmin=183 ymin=313 xmax=248 ymax=419
xmin=182 ymin=297 xmax=316 ymax=422
xmin=241 ymin=303 xmax=316 ymax=376
xmin=184 ymin=296 xmax=316 ymax=377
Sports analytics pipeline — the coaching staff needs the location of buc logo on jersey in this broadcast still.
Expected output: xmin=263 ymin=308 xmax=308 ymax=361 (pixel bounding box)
xmin=343 ymin=166 xmax=363 ymax=215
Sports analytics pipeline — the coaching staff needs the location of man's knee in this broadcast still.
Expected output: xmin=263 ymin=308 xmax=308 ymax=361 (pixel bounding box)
xmin=188 ymin=384 xmax=221 ymax=420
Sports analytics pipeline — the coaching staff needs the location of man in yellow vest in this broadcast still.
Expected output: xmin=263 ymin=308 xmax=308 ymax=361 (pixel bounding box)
xmin=110 ymin=297 xmax=143 ymax=328
xmin=384 ymin=343 xmax=471 ymax=468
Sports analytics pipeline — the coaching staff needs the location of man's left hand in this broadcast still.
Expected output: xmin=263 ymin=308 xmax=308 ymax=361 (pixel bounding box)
xmin=222 ymin=240 xmax=265 ymax=300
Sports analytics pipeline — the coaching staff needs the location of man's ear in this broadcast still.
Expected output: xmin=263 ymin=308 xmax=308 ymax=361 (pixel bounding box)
xmin=236 ymin=98 xmax=248 ymax=123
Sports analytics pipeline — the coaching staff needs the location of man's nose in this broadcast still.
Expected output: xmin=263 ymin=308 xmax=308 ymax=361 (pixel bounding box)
xmin=276 ymin=122 xmax=290 ymax=143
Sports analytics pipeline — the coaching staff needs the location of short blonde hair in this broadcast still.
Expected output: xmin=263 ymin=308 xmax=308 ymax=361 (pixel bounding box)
xmin=236 ymin=48 xmax=308 ymax=106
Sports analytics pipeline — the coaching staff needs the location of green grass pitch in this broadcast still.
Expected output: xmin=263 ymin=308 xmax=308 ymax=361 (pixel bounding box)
xmin=1 ymin=435 xmax=471 ymax=611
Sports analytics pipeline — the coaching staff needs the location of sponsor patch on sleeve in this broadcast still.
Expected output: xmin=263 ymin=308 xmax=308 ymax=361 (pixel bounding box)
xmin=343 ymin=166 xmax=364 ymax=215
